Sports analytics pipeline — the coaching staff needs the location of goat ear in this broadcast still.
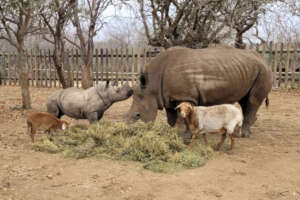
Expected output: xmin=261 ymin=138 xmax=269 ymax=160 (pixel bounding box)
xmin=187 ymin=104 xmax=194 ymax=113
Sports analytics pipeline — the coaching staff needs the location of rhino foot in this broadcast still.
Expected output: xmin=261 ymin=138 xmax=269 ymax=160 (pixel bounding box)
xmin=241 ymin=129 xmax=251 ymax=138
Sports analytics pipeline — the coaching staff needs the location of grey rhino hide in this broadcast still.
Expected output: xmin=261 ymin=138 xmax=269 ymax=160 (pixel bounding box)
xmin=47 ymin=82 xmax=133 ymax=123
xmin=127 ymin=46 xmax=272 ymax=137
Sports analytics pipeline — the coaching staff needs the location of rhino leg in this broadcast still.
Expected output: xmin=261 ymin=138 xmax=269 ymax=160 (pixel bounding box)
xmin=87 ymin=112 xmax=99 ymax=124
xmin=47 ymin=102 xmax=64 ymax=119
xmin=238 ymin=91 xmax=265 ymax=138
xmin=87 ymin=111 xmax=104 ymax=124
xmin=166 ymin=108 xmax=177 ymax=127
xmin=97 ymin=112 xmax=103 ymax=120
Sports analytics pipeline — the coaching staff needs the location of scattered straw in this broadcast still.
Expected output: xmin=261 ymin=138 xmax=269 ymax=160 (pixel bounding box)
xmin=33 ymin=120 xmax=221 ymax=172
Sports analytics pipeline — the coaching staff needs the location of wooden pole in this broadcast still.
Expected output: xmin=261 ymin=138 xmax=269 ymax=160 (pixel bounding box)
xmin=75 ymin=49 xmax=79 ymax=88
xmin=95 ymin=48 xmax=99 ymax=84
xmin=291 ymin=43 xmax=297 ymax=88
xmin=131 ymin=48 xmax=135 ymax=85
xmin=284 ymin=42 xmax=291 ymax=88
xmin=278 ymin=43 xmax=284 ymax=88
xmin=100 ymin=48 xmax=104 ymax=82
xmin=272 ymin=43 xmax=278 ymax=87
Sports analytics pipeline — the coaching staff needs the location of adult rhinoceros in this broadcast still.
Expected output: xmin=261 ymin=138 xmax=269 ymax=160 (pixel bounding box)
xmin=126 ymin=46 xmax=272 ymax=137
xmin=47 ymin=81 xmax=133 ymax=123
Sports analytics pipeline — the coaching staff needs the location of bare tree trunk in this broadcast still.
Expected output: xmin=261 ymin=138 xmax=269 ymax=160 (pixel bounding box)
xmin=81 ymin=63 xmax=93 ymax=89
xmin=67 ymin=70 xmax=74 ymax=87
xmin=53 ymin=52 xmax=72 ymax=89
xmin=17 ymin=49 xmax=31 ymax=109
xmin=54 ymin=61 xmax=68 ymax=88
xmin=235 ymin=32 xmax=246 ymax=49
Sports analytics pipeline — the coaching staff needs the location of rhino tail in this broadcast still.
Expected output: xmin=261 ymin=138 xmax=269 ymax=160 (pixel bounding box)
xmin=265 ymin=96 xmax=269 ymax=109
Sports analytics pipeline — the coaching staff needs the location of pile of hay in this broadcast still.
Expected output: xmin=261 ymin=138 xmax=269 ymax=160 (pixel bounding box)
xmin=33 ymin=120 xmax=216 ymax=173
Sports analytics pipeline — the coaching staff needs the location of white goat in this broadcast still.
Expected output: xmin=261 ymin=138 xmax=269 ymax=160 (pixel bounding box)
xmin=176 ymin=102 xmax=243 ymax=152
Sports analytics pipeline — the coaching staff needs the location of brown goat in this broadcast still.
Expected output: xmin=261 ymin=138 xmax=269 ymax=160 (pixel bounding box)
xmin=26 ymin=112 xmax=69 ymax=143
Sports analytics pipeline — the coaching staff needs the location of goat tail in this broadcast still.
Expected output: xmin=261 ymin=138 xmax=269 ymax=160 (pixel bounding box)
xmin=265 ymin=96 xmax=269 ymax=109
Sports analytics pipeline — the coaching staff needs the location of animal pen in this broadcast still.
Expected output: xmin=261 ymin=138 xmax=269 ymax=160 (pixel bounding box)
xmin=0 ymin=42 xmax=299 ymax=88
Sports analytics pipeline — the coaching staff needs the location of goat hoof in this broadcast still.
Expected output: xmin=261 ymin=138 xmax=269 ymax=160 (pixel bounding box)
xmin=227 ymin=150 xmax=234 ymax=155
xmin=183 ymin=132 xmax=193 ymax=139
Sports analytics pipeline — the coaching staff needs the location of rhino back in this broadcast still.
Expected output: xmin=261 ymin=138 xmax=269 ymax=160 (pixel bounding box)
xmin=145 ymin=47 xmax=271 ymax=107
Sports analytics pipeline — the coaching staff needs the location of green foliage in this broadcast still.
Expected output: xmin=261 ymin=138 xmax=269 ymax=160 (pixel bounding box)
xmin=33 ymin=120 xmax=215 ymax=173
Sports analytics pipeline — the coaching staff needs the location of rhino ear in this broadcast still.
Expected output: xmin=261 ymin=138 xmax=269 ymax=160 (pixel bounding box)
xmin=140 ymin=73 xmax=147 ymax=89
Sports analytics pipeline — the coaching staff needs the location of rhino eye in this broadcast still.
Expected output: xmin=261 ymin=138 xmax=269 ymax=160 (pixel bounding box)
xmin=136 ymin=113 xmax=141 ymax=118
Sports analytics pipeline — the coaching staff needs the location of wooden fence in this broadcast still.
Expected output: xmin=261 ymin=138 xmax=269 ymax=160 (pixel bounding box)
xmin=0 ymin=42 xmax=299 ymax=88
xmin=0 ymin=48 xmax=161 ymax=87
xmin=251 ymin=42 xmax=300 ymax=89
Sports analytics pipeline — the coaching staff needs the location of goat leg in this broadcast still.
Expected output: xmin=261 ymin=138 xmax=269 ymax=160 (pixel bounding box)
xmin=31 ymin=128 xmax=36 ymax=143
xmin=202 ymin=133 xmax=208 ymax=145
xmin=188 ymin=130 xmax=198 ymax=149
xmin=228 ymin=133 xmax=235 ymax=153
xmin=216 ymin=131 xmax=227 ymax=151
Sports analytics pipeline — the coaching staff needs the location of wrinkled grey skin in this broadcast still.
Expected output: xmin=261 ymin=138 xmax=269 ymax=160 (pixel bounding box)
xmin=47 ymin=81 xmax=133 ymax=123
xmin=126 ymin=46 xmax=272 ymax=137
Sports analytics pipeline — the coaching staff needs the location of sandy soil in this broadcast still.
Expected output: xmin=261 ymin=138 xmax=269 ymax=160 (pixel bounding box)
xmin=0 ymin=86 xmax=300 ymax=200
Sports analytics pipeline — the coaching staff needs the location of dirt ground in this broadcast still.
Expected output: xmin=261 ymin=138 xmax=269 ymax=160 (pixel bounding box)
xmin=0 ymin=86 xmax=300 ymax=200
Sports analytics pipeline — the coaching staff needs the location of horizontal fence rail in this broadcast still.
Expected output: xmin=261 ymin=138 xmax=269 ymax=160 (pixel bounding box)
xmin=0 ymin=43 xmax=299 ymax=89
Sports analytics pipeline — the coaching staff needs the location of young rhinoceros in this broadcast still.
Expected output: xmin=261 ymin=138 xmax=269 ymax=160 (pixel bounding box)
xmin=46 ymin=81 xmax=133 ymax=123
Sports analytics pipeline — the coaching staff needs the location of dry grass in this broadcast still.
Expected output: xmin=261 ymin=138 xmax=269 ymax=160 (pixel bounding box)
xmin=32 ymin=120 xmax=219 ymax=173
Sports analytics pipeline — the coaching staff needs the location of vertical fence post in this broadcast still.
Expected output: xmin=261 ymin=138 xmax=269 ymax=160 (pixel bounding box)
xmin=120 ymin=48 xmax=124 ymax=85
xmin=100 ymin=49 xmax=104 ymax=82
xmin=75 ymin=49 xmax=79 ymax=88
xmin=115 ymin=48 xmax=119 ymax=85
xmin=143 ymin=47 xmax=147 ymax=72
xmin=53 ymin=51 xmax=57 ymax=88
xmin=7 ymin=52 xmax=11 ymax=85
xmin=125 ymin=48 xmax=129 ymax=84
xmin=48 ymin=49 xmax=53 ymax=88
xmin=291 ymin=43 xmax=297 ymax=88
xmin=284 ymin=42 xmax=291 ymax=88
xmin=137 ymin=48 xmax=141 ymax=76
xmin=3 ymin=52 xmax=7 ymax=85
xmin=95 ymin=48 xmax=99 ymax=84
xmin=261 ymin=43 xmax=266 ymax=62
xmin=105 ymin=48 xmax=109 ymax=82
xmin=278 ymin=43 xmax=284 ymax=88
xmin=36 ymin=50 xmax=40 ymax=87
xmin=27 ymin=50 xmax=32 ymax=87
xmin=43 ymin=49 xmax=48 ymax=87
xmin=256 ymin=43 xmax=259 ymax=54
xmin=273 ymin=43 xmax=278 ymax=88
xmin=131 ymin=48 xmax=135 ymax=85
xmin=14 ymin=51 xmax=18 ymax=85
xmin=268 ymin=41 xmax=273 ymax=69
xmin=70 ymin=49 xmax=74 ymax=87
xmin=25 ymin=50 xmax=29 ymax=86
